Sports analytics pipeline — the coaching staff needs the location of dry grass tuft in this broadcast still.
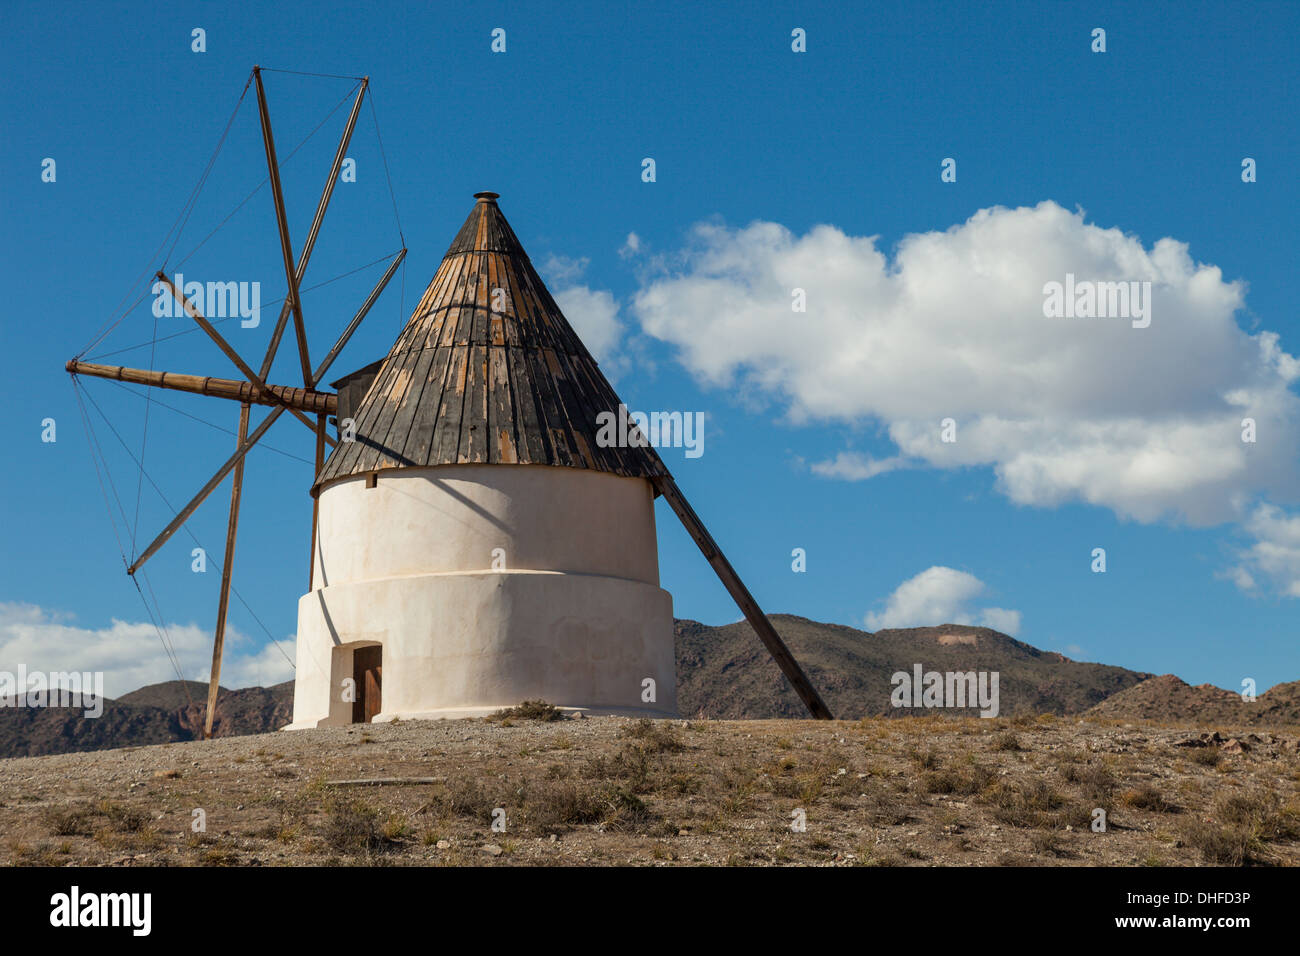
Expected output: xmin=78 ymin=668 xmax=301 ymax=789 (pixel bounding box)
xmin=489 ymin=700 xmax=566 ymax=722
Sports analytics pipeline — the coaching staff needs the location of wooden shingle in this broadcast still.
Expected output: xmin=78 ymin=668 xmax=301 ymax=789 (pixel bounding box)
xmin=314 ymin=193 xmax=670 ymax=491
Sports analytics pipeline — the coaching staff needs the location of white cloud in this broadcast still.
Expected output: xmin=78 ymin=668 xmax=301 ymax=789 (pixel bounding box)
xmin=630 ymin=201 xmax=1300 ymax=595
xmin=810 ymin=451 xmax=907 ymax=481
xmin=978 ymin=607 xmax=1024 ymax=636
xmin=542 ymin=254 xmax=625 ymax=369
xmin=620 ymin=232 xmax=641 ymax=259
xmin=864 ymin=566 xmax=1022 ymax=635
xmin=541 ymin=254 xmax=589 ymax=286
xmin=1217 ymin=566 xmax=1257 ymax=592
xmin=0 ymin=601 xmax=294 ymax=699
xmin=1233 ymin=504 xmax=1300 ymax=597
xmin=552 ymin=285 xmax=623 ymax=364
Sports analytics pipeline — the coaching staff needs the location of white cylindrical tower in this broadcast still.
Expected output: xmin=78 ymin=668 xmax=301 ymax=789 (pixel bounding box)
xmin=285 ymin=193 xmax=677 ymax=726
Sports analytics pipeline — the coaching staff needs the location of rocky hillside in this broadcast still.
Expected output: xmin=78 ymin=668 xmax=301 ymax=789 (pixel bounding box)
xmin=0 ymin=681 xmax=293 ymax=758
xmin=4 ymin=615 xmax=1295 ymax=759
xmin=675 ymin=615 xmax=1152 ymax=719
xmin=1084 ymin=674 xmax=1300 ymax=727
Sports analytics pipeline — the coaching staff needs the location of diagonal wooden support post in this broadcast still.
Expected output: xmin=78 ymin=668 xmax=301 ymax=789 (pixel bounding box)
xmin=309 ymin=412 xmax=327 ymax=589
xmin=652 ymin=474 xmax=834 ymax=719
xmin=204 ymin=402 xmax=249 ymax=738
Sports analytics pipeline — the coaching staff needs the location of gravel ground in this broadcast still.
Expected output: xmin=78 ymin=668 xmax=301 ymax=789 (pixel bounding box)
xmin=1 ymin=713 xmax=1297 ymax=866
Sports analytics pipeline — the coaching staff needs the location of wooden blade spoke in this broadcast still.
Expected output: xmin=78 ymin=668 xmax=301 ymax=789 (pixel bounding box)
xmin=254 ymin=67 xmax=313 ymax=386
xmin=155 ymin=272 xmax=323 ymax=440
xmin=311 ymin=249 xmax=406 ymax=387
xmin=255 ymin=78 xmax=369 ymax=383
xmin=127 ymin=405 xmax=287 ymax=575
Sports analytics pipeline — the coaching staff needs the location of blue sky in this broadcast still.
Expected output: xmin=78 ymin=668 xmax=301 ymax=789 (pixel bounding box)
xmin=2 ymin=0 xmax=1298 ymax=695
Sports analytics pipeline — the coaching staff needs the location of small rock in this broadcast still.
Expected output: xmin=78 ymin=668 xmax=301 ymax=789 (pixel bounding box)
xmin=483 ymin=844 xmax=503 ymax=857
xmin=436 ymin=840 xmax=450 ymax=849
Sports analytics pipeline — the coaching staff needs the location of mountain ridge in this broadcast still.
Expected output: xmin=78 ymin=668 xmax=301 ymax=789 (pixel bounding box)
xmin=1 ymin=615 xmax=1293 ymax=758
xmin=674 ymin=614 xmax=1153 ymax=719
xmin=1083 ymin=672 xmax=1300 ymax=726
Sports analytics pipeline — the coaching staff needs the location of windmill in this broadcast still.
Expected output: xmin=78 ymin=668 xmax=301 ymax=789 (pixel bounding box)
xmin=69 ymin=69 xmax=832 ymax=731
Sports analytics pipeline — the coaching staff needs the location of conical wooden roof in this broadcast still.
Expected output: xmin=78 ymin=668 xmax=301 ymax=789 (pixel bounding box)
xmin=315 ymin=192 xmax=670 ymax=491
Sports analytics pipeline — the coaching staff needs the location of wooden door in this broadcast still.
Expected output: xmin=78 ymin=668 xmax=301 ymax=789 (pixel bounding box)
xmin=352 ymin=646 xmax=382 ymax=723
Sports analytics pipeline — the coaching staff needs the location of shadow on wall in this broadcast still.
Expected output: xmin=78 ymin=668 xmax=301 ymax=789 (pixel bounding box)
xmin=313 ymin=470 xmax=520 ymax=591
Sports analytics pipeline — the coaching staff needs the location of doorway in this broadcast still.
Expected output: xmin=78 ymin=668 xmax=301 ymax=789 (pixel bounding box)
xmin=352 ymin=645 xmax=382 ymax=723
